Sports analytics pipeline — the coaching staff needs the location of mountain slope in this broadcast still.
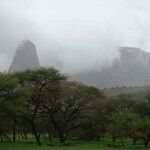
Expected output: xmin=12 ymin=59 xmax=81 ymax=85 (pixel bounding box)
xmin=72 ymin=47 xmax=150 ymax=88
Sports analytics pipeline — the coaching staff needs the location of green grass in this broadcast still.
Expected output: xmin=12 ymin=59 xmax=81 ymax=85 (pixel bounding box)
xmin=0 ymin=140 xmax=146 ymax=150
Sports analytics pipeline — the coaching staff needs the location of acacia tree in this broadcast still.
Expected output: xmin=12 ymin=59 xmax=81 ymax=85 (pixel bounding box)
xmin=131 ymin=117 xmax=150 ymax=149
xmin=40 ymin=81 xmax=104 ymax=144
xmin=132 ymin=102 xmax=150 ymax=149
xmin=107 ymin=110 xmax=138 ymax=143
xmin=12 ymin=68 xmax=66 ymax=145
xmin=0 ymin=73 xmax=19 ymax=142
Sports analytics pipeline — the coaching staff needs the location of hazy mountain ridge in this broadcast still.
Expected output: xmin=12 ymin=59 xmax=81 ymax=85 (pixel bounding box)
xmin=72 ymin=47 xmax=150 ymax=88
xmin=9 ymin=41 xmax=150 ymax=88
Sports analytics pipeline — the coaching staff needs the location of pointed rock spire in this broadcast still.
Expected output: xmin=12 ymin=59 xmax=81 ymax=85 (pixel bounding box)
xmin=9 ymin=40 xmax=40 ymax=73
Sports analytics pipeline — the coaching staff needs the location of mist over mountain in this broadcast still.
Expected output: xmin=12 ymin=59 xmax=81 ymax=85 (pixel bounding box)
xmin=2 ymin=0 xmax=150 ymax=73
xmin=9 ymin=41 xmax=150 ymax=88
xmin=9 ymin=40 xmax=40 ymax=73
xmin=72 ymin=47 xmax=150 ymax=88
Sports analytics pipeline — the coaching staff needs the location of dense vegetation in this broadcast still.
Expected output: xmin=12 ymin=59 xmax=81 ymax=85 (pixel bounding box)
xmin=0 ymin=68 xmax=149 ymax=149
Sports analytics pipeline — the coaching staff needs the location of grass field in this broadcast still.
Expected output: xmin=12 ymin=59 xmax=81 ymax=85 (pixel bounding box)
xmin=0 ymin=140 xmax=147 ymax=150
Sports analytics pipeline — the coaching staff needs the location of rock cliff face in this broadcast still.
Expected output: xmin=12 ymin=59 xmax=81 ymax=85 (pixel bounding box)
xmin=72 ymin=47 xmax=150 ymax=88
xmin=9 ymin=40 xmax=40 ymax=73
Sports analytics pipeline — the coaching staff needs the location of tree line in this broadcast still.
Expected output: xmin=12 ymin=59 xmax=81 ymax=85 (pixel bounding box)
xmin=0 ymin=68 xmax=149 ymax=148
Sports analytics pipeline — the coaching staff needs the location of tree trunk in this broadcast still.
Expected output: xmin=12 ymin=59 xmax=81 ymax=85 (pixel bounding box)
xmin=0 ymin=134 xmax=3 ymax=142
xmin=112 ymin=136 xmax=116 ymax=143
xmin=20 ymin=130 xmax=25 ymax=139
xmin=0 ymin=128 xmax=3 ymax=142
xmin=144 ymin=138 xmax=149 ymax=149
xmin=24 ymin=131 xmax=27 ymax=140
xmin=12 ymin=119 xmax=16 ymax=143
xmin=47 ymin=132 xmax=52 ymax=141
xmin=133 ymin=138 xmax=137 ymax=146
xmin=43 ymin=118 xmax=52 ymax=141
xmin=59 ymin=132 xmax=66 ymax=144
xmin=30 ymin=122 xmax=41 ymax=146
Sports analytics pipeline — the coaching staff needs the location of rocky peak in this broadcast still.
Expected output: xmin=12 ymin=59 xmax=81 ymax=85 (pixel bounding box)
xmin=9 ymin=40 xmax=40 ymax=73
xmin=17 ymin=40 xmax=36 ymax=51
xmin=118 ymin=47 xmax=150 ymax=67
xmin=72 ymin=46 xmax=150 ymax=88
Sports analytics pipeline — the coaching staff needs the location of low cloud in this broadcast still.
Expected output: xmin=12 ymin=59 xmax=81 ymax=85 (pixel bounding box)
xmin=0 ymin=0 xmax=150 ymax=73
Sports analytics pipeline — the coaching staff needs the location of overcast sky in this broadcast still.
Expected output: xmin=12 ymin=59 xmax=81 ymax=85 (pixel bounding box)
xmin=0 ymin=0 xmax=150 ymax=73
